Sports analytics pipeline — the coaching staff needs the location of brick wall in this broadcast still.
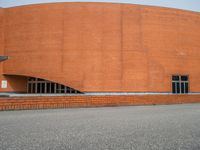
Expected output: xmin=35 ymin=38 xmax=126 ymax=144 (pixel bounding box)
xmin=0 ymin=95 xmax=200 ymax=111
xmin=2 ymin=3 xmax=200 ymax=93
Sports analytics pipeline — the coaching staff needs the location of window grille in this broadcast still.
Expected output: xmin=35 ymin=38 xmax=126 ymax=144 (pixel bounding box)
xmin=172 ymin=75 xmax=189 ymax=94
xmin=27 ymin=77 xmax=82 ymax=94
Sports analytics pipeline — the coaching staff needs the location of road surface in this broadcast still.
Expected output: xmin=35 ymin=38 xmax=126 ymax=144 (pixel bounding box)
xmin=0 ymin=104 xmax=200 ymax=150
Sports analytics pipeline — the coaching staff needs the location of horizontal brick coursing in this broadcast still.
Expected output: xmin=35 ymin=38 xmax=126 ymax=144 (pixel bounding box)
xmin=0 ymin=95 xmax=200 ymax=111
xmin=1 ymin=3 xmax=200 ymax=93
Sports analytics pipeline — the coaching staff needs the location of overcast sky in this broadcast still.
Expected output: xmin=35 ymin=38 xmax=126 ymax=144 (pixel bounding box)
xmin=0 ymin=0 xmax=200 ymax=12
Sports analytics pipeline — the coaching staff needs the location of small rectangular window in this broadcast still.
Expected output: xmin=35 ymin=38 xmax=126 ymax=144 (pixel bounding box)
xmin=172 ymin=75 xmax=189 ymax=94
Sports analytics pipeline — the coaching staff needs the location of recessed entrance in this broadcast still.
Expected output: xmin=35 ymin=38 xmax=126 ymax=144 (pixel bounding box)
xmin=27 ymin=77 xmax=82 ymax=94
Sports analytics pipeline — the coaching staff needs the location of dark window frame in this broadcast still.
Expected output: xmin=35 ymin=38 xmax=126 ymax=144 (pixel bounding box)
xmin=27 ymin=77 xmax=82 ymax=94
xmin=172 ymin=75 xmax=189 ymax=94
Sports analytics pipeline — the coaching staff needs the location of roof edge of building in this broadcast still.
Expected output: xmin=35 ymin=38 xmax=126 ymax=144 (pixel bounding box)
xmin=2 ymin=2 xmax=200 ymax=14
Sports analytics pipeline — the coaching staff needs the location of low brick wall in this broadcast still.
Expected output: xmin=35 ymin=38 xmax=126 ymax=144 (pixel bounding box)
xmin=0 ymin=95 xmax=200 ymax=111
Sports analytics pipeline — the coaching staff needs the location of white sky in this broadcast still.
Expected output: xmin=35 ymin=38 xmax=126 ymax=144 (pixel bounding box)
xmin=0 ymin=0 xmax=200 ymax=12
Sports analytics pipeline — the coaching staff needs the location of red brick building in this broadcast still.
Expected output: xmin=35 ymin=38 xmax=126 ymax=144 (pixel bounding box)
xmin=0 ymin=2 xmax=200 ymax=95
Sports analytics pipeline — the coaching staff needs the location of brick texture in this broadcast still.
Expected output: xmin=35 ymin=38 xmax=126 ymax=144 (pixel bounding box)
xmin=0 ymin=95 xmax=200 ymax=111
xmin=0 ymin=3 xmax=200 ymax=93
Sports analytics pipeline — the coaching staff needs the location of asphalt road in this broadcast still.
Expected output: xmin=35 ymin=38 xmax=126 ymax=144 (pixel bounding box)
xmin=0 ymin=104 xmax=200 ymax=150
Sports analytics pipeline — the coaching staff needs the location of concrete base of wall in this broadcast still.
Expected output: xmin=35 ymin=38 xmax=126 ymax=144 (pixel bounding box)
xmin=0 ymin=94 xmax=200 ymax=111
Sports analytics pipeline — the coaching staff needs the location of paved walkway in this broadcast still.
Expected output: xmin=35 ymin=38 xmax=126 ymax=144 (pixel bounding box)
xmin=0 ymin=104 xmax=200 ymax=150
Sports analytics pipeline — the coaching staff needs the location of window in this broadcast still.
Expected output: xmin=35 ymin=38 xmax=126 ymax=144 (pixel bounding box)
xmin=172 ymin=75 xmax=189 ymax=94
xmin=27 ymin=77 xmax=82 ymax=94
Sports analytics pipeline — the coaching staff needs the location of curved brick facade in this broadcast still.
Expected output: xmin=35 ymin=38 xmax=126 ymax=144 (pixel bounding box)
xmin=0 ymin=3 xmax=200 ymax=93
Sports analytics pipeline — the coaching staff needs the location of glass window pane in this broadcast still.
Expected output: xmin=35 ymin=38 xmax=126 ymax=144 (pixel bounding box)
xmin=67 ymin=87 xmax=70 ymax=93
xmin=38 ymin=78 xmax=44 ymax=81
xmin=181 ymin=76 xmax=188 ymax=81
xmin=176 ymin=82 xmax=180 ymax=93
xmin=32 ymin=83 xmax=35 ymax=93
xmin=51 ymin=83 xmax=55 ymax=93
xmin=181 ymin=82 xmax=185 ymax=93
xmin=172 ymin=82 xmax=176 ymax=93
xmin=172 ymin=75 xmax=179 ymax=81
xmin=29 ymin=77 xmax=35 ymax=81
xmin=28 ymin=83 xmax=32 ymax=93
xmin=56 ymin=83 xmax=59 ymax=89
xmin=41 ymin=83 xmax=45 ymax=93
xmin=37 ymin=83 xmax=41 ymax=93
xmin=47 ymin=83 xmax=50 ymax=93
xmin=185 ymin=83 xmax=189 ymax=93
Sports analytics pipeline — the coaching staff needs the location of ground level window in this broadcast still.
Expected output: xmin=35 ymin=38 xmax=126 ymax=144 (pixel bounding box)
xmin=172 ymin=75 xmax=189 ymax=94
xmin=27 ymin=77 xmax=82 ymax=94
